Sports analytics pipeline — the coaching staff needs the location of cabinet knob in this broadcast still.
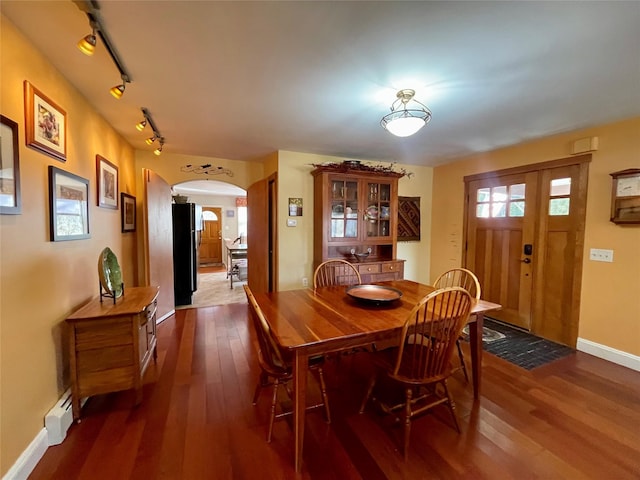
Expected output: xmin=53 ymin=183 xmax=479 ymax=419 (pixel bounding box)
xmin=367 ymin=267 xmax=372 ymax=272
xmin=389 ymin=266 xmax=394 ymax=270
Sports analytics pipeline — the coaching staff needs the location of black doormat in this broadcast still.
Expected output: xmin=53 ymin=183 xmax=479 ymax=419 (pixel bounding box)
xmin=463 ymin=318 xmax=575 ymax=370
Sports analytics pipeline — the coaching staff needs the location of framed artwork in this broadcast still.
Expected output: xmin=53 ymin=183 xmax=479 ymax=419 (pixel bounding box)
xmin=24 ymin=81 xmax=66 ymax=161
xmin=121 ymin=192 xmax=136 ymax=232
xmin=48 ymin=166 xmax=90 ymax=241
xmin=397 ymin=196 xmax=421 ymax=241
xmin=288 ymin=197 xmax=303 ymax=216
xmin=226 ymin=209 xmax=235 ymax=217
xmin=0 ymin=115 xmax=22 ymax=214
xmin=96 ymin=155 xmax=118 ymax=209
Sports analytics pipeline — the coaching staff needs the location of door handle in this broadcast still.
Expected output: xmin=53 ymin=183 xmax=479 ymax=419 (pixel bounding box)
xmin=522 ymin=258 xmax=531 ymax=264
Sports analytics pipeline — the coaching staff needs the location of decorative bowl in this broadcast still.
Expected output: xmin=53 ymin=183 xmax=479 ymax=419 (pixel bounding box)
xmin=354 ymin=252 xmax=370 ymax=262
xmin=173 ymin=194 xmax=189 ymax=204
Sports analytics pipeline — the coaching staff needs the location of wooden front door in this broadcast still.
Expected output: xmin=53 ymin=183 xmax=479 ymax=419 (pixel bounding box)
xmin=199 ymin=207 xmax=222 ymax=265
xmin=464 ymin=156 xmax=590 ymax=347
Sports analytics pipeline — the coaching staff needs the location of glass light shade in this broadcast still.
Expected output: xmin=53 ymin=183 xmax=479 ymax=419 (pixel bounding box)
xmin=110 ymin=84 xmax=125 ymax=99
xmin=77 ymin=34 xmax=96 ymax=56
xmin=153 ymin=146 xmax=163 ymax=156
xmin=145 ymin=136 xmax=156 ymax=145
xmin=135 ymin=120 xmax=147 ymax=131
xmin=384 ymin=116 xmax=426 ymax=137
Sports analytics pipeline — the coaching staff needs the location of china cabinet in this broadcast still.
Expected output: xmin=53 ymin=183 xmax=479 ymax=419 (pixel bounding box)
xmin=312 ymin=165 xmax=405 ymax=282
xmin=66 ymin=286 xmax=159 ymax=421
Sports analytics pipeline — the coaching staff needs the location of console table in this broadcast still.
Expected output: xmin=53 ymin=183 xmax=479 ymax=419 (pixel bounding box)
xmin=66 ymin=286 xmax=159 ymax=421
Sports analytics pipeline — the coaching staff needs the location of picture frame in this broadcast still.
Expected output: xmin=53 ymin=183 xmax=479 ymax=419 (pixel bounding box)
xmin=0 ymin=115 xmax=22 ymax=214
xmin=121 ymin=192 xmax=136 ymax=232
xmin=48 ymin=166 xmax=90 ymax=241
xmin=96 ymin=155 xmax=118 ymax=209
xmin=24 ymin=81 xmax=66 ymax=161
xmin=397 ymin=196 xmax=421 ymax=241
xmin=288 ymin=197 xmax=303 ymax=216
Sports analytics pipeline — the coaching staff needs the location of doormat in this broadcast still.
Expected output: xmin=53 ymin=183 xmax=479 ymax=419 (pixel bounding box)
xmin=462 ymin=318 xmax=575 ymax=370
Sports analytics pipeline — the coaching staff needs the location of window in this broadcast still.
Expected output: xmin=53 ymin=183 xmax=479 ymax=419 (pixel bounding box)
xmin=237 ymin=206 xmax=247 ymax=239
xmin=476 ymin=183 xmax=525 ymax=218
xmin=202 ymin=210 xmax=218 ymax=221
xmin=549 ymin=178 xmax=571 ymax=216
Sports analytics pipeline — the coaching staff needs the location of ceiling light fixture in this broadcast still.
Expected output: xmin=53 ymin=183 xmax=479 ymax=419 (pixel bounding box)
xmin=381 ymin=89 xmax=432 ymax=137
xmin=75 ymin=2 xmax=132 ymax=98
xmin=153 ymin=139 xmax=165 ymax=156
xmin=77 ymin=21 xmax=97 ymax=56
xmin=137 ymin=107 xmax=166 ymax=154
xmin=109 ymin=74 xmax=128 ymax=99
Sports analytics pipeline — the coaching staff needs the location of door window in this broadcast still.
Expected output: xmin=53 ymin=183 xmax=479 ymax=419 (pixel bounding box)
xmin=476 ymin=183 xmax=526 ymax=218
xmin=549 ymin=178 xmax=571 ymax=216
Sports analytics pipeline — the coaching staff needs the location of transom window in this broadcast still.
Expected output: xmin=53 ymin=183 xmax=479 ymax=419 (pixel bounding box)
xmin=476 ymin=183 xmax=526 ymax=218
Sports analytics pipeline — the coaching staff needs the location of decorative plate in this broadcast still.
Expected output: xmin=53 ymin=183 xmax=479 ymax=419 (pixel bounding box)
xmin=98 ymin=247 xmax=123 ymax=298
xmin=332 ymin=204 xmax=344 ymax=216
xmin=346 ymin=284 xmax=403 ymax=305
xmin=365 ymin=205 xmax=378 ymax=222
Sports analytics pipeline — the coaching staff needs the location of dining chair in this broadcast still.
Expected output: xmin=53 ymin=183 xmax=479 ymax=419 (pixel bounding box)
xmin=313 ymin=259 xmax=362 ymax=288
xmin=359 ymin=287 xmax=473 ymax=460
xmin=433 ymin=268 xmax=481 ymax=383
xmin=243 ymin=285 xmax=331 ymax=442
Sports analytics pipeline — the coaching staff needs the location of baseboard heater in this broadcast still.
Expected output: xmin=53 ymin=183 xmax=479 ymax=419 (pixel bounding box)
xmin=44 ymin=390 xmax=85 ymax=445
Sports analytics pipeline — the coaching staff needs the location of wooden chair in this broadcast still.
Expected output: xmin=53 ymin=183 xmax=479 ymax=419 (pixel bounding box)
xmin=243 ymin=285 xmax=331 ymax=442
xmin=359 ymin=287 xmax=473 ymax=459
xmin=433 ymin=268 xmax=481 ymax=383
xmin=313 ymin=259 xmax=362 ymax=288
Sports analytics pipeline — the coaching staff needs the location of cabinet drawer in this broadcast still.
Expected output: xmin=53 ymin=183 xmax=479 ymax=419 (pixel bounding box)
xmin=382 ymin=262 xmax=403 ymax=274
xmin=358 ymin=263 xmax=380 ymax=275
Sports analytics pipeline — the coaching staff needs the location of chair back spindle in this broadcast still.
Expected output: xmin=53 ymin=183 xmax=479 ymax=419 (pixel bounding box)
xmin=313 ymin=259 xmax=361 ymax=288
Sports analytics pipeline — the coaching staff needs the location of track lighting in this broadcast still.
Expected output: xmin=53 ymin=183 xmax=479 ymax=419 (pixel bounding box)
xmin=77 ymin=21 xmax=97 ymax=56
xmin=137 ymin=108 xmax=166 ymax=154
xmin=109 ymin=74 xmax=128 ymax=99
xmin=153 ymin=139 xmax=165 ymax=156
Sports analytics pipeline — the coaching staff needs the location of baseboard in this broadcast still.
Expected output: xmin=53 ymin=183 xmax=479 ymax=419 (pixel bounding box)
xmin=2 ymin=428 xmax=48 ymax=480
xmin=157 ymin=309 xmax=174 ymax=324
xmin=577 ymin=337 xmax=640 ymax=372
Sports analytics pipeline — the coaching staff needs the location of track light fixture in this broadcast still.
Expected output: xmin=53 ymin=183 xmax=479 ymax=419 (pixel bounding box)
xmin=381 ymin=89 xmax=432 ymax=137
xmin=153 ymin=139 xmax=165 ymax=156
xmin=75 ymin=2 xmax=133 ymax=98
xmin=77 ymin=21 xmax=97 ymax=56
xmin=135 ymin=118 xmax=147 ymax=131
xmin=137 ymin=108 xmax=166 ymax=154
xmin=109 ymin=74 xmax=129 ymax=99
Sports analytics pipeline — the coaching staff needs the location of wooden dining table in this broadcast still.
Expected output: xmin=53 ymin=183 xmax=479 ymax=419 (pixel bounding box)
xmin=253 ymin=279 xmax=501 ymax=472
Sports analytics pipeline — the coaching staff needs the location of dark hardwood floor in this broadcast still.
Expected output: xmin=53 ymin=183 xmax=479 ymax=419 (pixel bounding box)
xmin=30 ymin=304 xmax=640 ymax=479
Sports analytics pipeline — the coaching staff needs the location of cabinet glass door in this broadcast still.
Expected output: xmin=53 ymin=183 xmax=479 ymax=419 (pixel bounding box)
xmin=330 ymin=179 xmax=358 ymax=239
xmin=364 ymin=181 xmax=392 ymax=238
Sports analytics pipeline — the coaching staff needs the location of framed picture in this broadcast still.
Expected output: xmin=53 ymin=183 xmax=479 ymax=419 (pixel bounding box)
xmin=398 ymin=196 xmax=421 ymax=241
xmin=0 ymin=115 xmax=22 ymax=214
xmin=121 ymin=192 xmax=136 ymax=232
xmin=48 ymin=166 xmax=90 ymax=241
xmin=96 ymin=155 xmax=118 ymax=209
xmin=24 ymin=81 xmax=66 ymax=161
xmin=226 ymin=209 xmax=235 ymax=217
xmin=288 ymin=197 xmax=303 ymax=216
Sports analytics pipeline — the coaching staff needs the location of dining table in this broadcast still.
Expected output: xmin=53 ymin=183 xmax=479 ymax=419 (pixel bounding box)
xmin=252 ymin=279 xmax=501 ymax=472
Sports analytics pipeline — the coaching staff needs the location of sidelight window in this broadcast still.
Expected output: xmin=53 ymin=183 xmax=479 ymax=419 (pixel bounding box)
xmin=549 ymin=178 xmax=571 ymax=215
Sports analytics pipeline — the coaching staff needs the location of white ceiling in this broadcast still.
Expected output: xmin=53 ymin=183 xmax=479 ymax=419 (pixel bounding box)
xmin=2 ymin=1 xmax=639 ymax=175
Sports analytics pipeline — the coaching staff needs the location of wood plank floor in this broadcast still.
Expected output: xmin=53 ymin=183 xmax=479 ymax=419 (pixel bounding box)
xmin=30 ymin=304 xmax=640 ymax=479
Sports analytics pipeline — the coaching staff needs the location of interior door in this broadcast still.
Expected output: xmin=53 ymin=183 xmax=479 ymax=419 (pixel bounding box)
xmin=199 ymin=207 xmax=222 ymax=265
xmin=143 ymin=168 xmax=175 ymax=320
xmin=466 ymin=172 xmax=538 ymax=330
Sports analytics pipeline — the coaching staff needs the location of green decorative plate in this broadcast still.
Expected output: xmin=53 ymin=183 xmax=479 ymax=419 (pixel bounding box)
xmin=98 ymin=247 xmax=123 ymax=298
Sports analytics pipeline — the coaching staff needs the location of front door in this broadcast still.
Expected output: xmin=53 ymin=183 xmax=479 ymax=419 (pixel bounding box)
xmin=465 ymin=156 xmax=590 ymax=347
xmin=199 ymin=207 xmax=222 ymax=265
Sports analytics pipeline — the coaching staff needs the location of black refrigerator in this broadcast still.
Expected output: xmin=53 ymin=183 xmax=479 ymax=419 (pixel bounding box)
xmin=172 ymin=203 xmax=198 ymax=306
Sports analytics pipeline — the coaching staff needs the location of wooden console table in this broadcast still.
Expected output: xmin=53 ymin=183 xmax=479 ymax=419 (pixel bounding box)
xmin=66 ymin=286 xmax=159 ymax=421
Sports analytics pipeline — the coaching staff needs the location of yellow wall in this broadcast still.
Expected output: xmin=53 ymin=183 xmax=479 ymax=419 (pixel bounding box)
xmin=276 ymin=151 xmax=433 ymax=290
xmin=431 ymin=117 xmax=640 ymax=356
xmin=1 ymin=17 xmax=137 ymax=475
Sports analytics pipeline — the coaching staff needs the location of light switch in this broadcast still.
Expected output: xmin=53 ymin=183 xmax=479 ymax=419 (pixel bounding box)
xmin=287 ymin=219 xmax=297 ymax=227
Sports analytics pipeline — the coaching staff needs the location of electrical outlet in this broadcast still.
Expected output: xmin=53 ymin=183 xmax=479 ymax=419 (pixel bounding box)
xmin=302 ymin=277 xmax=308 ymax=287
xmin=589 ymin=248 xmax=614 ymax=263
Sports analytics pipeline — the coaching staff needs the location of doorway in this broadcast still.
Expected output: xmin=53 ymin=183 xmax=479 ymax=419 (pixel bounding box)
xmin=464 ymin=155 xmax=590 ymax=347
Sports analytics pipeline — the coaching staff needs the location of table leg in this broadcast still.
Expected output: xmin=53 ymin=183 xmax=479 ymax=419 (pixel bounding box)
xmin=293 ymin=351 xmax=308 ymax=473
xmin=469 ymin=313 xmax=483 ymax=400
